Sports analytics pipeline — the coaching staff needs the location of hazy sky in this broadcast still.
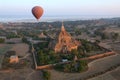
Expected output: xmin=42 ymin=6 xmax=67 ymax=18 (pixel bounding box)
xmin=0 ymin=0 xmax=120 ymax=18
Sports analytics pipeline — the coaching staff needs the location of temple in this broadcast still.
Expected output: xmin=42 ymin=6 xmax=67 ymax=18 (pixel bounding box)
xmin=49 ymin=22 xmax=81 ymax=53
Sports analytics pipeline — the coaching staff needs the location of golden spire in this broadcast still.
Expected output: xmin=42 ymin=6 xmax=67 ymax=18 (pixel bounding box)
xmin=61 ymin=21 xmax=65 ymax=31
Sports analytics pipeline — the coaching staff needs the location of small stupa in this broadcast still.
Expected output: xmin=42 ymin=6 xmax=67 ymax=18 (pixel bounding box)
xmin=38 ymin=32 xmax=47 ymax=38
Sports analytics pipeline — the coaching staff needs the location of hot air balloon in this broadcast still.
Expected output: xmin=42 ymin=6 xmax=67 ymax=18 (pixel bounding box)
xmin=32 ymin=6 xmax=44 ymax=20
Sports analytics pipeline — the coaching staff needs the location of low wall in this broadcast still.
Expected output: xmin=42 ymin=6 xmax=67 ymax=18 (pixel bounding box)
xmin=81 ymin=51 xmax=115 ymax=61
xmin=32 ymin=52 xmax=38 ymax=69
xmin=32 ymin=51 xmax=53 ymax=70
xmin=36 ymin=64 xmax=53 ymax=70
xmin=32 ymin=42 xmax=116 ymax=70
xmin=34 ymin=51 xmax=115 ymax=70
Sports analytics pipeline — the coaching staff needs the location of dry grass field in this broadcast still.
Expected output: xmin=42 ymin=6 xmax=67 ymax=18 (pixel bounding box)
xmin=88 ymin=66 xmax=120 ymax=80
xmin=0 ymin=44 xmax=13 ymax=55
xmin=0 ymin=43 xmax=43 ymax=80
xmin=10 ymin=43 xmax=29 ymax=57
xmin=0 ymin=68 xmax=43 ymax=80
xmin=49 ymin=54 xmax=120 ymax=80
xmin=110 ymin=42 xmax=120 ymax=53
xmin=104 ymin=27 xmax=120 ymax=34
xmin=0 ymin=43 xmax=29 ymax=69
xmin=0 ymin=43 xmax=29 ymax=57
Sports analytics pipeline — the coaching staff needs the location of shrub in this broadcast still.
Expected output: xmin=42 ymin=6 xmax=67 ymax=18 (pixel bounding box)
xmin=0 ymin=38 xmax=5 ymax=43
xmin=42 ymin=70 xmax=51 ymax=80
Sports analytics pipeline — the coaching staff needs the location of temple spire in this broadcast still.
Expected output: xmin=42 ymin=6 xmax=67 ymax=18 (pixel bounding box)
xmin=62 ymin=21 xmax=64 ymax=26
xmin=61 ymin=21 xmax=65 ymax=31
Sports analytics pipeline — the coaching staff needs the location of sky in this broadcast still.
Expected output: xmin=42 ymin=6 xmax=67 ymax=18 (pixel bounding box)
xmin=0 ymin=0 xmax=120 ymax=18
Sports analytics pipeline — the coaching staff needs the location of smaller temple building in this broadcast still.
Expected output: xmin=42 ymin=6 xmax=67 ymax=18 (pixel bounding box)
xmin=9 ymin=55 xmax=19 ymax=63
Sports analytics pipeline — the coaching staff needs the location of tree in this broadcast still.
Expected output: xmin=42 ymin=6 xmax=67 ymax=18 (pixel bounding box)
xmin=49 ymin=50 xmax=56 ymax=63
xmin=22 ymin=37 xmax=28 ymax=43
xmin=112 ymin=33 xmax=119 ymax=41
xmin=64 ymin=64 xmax=71 ymax=72
xmin=71 ymin=49 xmax=78 ymax=55
xmin=101 ymin=33 xmax=108 ymax=40
xmin=0 ymin=38 xmax=5 ymax=43
xmin=95 ymin=40 xmax=100 ymax=44
xmin=75 ymin=29 xmax=81 ymax=36
xmin=42 ymin=70 xmax=51 ymax=80
xmin=38 ymin=50 xmax=45 ymax=65
xmin=77 ymin=60 xmax=87 ymax=72
xmin=6 ymin=33 xmax=19 ymax=39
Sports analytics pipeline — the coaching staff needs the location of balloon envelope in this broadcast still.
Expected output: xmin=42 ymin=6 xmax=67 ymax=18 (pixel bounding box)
xmin=32 ymin=6 xmax=44 ymax=20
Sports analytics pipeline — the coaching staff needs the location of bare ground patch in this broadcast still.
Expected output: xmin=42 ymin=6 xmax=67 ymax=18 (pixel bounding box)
xmin=0 ymin=66 xmax=43 ymax=80
xmin=10 ymin=43 xmax=29 ymax=57
xmin=88 ymin=66 xmax=120 ymax=80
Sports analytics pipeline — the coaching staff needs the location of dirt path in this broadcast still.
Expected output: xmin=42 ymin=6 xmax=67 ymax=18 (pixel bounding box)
xmin=20 ymin=53 xmax=30 ymax=60
xmin=25 ymin=70 xmax=35 ymax=80
xmin=25 ymin=70 xmax=43 ymax=80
